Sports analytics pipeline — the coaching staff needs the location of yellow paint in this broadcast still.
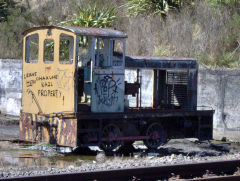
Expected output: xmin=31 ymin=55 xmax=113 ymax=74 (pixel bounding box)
xmin=43 ymin=127 xmax=49 ymax=143
xmin=29 ymin=129 xmax=32 ymax=141
xmin=22 ymin=28 xmax=76 ymax=114
xmin=56 ymin=118 xmax=61 ymax=143
xmin=43 ymin=159 xmax=48 ymax=167
xmin=19 ymin=120 xmax=22 ymax=131
xmin=20 ymin=28 xmax=78 ymax=147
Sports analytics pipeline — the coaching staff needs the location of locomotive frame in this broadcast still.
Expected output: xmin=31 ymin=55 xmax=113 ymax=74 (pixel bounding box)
xmin=20 ymin=26 xmax=214 ymax=151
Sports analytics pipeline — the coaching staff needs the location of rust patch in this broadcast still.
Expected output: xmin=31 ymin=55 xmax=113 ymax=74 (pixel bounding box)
xmin=45 ymin=66 xmax=51 ymax=73
xmin=19 ymin=112 xmax=34 ymax=142
xmin=58 ymin=119 xmax=77 ymax=147
xmin=20 ymin=112 xmax=77 ymax=147
xmin=17 ymin=154 xmax=42 ymax=158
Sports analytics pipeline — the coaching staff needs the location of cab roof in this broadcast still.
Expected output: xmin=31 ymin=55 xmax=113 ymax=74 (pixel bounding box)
xmin=125 ymin=56 xmax=198 ymax=69
xmin=22 ymin=25 xmax=127 ymax=38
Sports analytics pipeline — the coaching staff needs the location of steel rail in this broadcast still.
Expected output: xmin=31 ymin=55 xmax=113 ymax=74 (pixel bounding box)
xmin=1 ymin=159 xmax=240 ymax=181
xmin=188 ymin=175 xmax=240 ymax=181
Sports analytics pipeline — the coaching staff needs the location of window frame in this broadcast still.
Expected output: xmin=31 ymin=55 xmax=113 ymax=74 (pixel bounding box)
xmin=25 ymin=33 xmax=39 ymax=64
xmin=59 ymin=33 xmax=74 ymax=64
xmin=95 ymin=38 xmax=113 ymax=68
xmin=43 ymin=38 xmax=55 ymax=64
xmin=112 ymin=38 xmax=125 ymax=68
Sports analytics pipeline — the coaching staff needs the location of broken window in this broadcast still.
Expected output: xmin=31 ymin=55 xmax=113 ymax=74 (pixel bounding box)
xmin=95 ymin=38 xmax=112 ymax=68
xmin=25 ymin=34 xmax=39 ymax=63
xmin=59 ymin=34 xmax=74 ymax=64
xmin=113 ymin=39 xmax=124 ymax=67
xmin=44 ymin=39 xmax=54 ymax=64
xmin=78 ymin=36 xmax=90 ymax=67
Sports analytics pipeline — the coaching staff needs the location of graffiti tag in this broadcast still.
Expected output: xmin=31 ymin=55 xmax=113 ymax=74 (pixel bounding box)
xmin=24 ymin=72 xmax=37 ymax=79
xmin=38 ymin=89 xmax=62 ymax=98
xmin=27 ymin=89 xmax=42 ymax=113
xmin=94 ymin=75 xmax=121 ymax=106
xmin=56 ymin=68 xmax=72 ymax=91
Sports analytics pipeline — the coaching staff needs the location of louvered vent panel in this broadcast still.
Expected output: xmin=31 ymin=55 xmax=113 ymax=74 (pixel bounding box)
xmin=167 ymin=71 xmax=188 ymax=85
xmin=166 ymin=71 xmax=189 ymax=109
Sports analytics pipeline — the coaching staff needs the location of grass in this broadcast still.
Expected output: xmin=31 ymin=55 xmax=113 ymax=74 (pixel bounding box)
xmin=152 ymin=0 xmax=240 ymax=68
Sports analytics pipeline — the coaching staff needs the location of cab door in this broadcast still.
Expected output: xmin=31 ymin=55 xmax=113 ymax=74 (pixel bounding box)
xmin=91 ymin=38 xmax=125 ymax=113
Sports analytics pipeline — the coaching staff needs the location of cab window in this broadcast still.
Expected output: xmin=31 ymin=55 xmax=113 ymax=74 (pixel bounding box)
xmin=78 ymin=36 xmax=90 ymax=67
xmin=44 ymin=39 xmax=54 ymax=64
xmin=113 ymin=39 xmax=124 ymax=67
xmin=25 ymin=34 xmax=39 ymax=63
xmin=59 ymin=34 xmax=74 ymax=64
xmin=95 ymin=38 xmax=124 ymax=68
xmin=95 ymin=38 xmax=113 ymax=68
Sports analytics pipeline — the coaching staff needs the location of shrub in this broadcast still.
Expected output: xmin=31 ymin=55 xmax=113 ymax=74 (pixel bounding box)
xmin=124 ymin=0 xmax=239 ymax=18
xmin=124 ymin=0 xmax=195 ymax=17
xmin=0 ymin=0 xmax=16 ymax=22
xmin=61 ymin=3 xmax=117 ymax=28
xmin=0 ymin=7 xmax=30 ymax=58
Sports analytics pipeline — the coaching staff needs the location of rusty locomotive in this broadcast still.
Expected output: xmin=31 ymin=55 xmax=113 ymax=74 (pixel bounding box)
xmin=20 ymin=26 xmax=214 ymax=151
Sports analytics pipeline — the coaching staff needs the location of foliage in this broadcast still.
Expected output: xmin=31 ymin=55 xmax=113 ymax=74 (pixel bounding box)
xmin=124 ymin=0 xmax=240 ymax=17
xmin=218 ymin=50 xmax=240 ymax=68
xmin=59 ymin=2 xmax=117 ymax=53
xmin=124 ymin=0 xmax=194 ymax=17
xmin=0 ymin=0 xmax=240 ymax=68
xmin=154 ymin=44 xmax=173 ymax=57
xmin=152 ymin=0 xmax=240 ymax=68
xmin=226 ymin=15 xmax=240 ymax=48
xmin=208 ymin=0 xmax=239 ymax=7
xmin=216 ymin=14 xmax=240 ymax=68
xmin=59 ymin=40 xmax=70 ymax=61
xmin=44 ymin=40 xmax=54 ymax=61
xmin=61 ymin=3 xmax=117 ymax=28
xmin=0 ymin=0 xmax=15 ymax=22
xmin=0 ymin=0 xmax=8 ymax=21
xmin=0 ymin=6 xmax=30 ymax=58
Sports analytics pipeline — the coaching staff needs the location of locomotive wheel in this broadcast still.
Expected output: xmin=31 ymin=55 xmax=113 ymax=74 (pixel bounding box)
xmin=100 ymin=124 xmax=122 ymax=152
xmin=144 ymin=123 xmax=166 ymax=149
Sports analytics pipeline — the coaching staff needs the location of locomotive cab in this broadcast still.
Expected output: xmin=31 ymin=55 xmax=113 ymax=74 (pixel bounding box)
xmin=20 ymin=26 xmax=128 ymax=148
xmin=77 ymin=36 xmax=126 ymax=113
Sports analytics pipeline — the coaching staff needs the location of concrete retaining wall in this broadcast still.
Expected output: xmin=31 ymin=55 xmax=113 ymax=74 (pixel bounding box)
xmin=0 ymin=59 xmax=22 ymax=116
xmin=198 ymin=69 xmax=240 ymax=141
xmin=1 ymin=59 xmax=240 ymax=141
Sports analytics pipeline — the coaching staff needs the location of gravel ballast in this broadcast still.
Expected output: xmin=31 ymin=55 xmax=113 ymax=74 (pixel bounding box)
xmin=1 ymin=147 xmax=240 ymax=178
xmin=1 ymin=124 xmax=240 ymax=178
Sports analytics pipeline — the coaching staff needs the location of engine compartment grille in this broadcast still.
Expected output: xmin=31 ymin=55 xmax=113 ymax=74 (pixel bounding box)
xmin=166 ymin=71 xmax=189 ymax=109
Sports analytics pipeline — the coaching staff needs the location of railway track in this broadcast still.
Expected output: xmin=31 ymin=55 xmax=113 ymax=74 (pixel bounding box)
xmin=189 ymin=175 xmax=240 ymax=181
xmin=1 ymin=159 xmax=240 ymax=181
